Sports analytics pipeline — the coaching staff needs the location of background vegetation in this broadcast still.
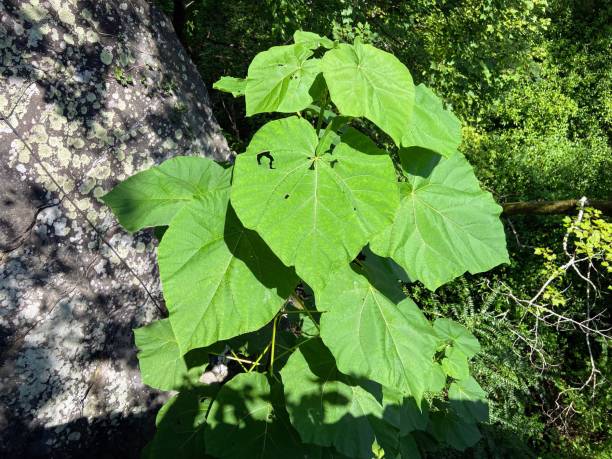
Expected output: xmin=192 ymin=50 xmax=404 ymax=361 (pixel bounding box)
xmin=157 ymin=1 xmax=611 ymax=457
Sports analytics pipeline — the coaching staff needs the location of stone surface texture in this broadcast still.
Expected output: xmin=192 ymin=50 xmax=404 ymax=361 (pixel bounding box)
xmin=0 ymin=0 xmax=230 ymax=456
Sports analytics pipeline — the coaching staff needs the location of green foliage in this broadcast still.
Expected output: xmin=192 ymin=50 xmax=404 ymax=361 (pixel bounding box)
xmin=370 ymin=148 xmax=509 ymax=291
xmin=106 ymin=32 xmax=509 ymax=458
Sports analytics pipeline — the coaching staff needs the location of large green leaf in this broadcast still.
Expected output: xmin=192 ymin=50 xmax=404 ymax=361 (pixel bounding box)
xmin=102 ymin=156 xmax=230 ymax=232
xmin=318 ymin=265 xmax=437 ymax=401
xmin=231 ymin=117 xmax=399 ymax=291
xmin=321 ymin=40 xmax=414 ymax=145
xmin=382 ymin=387 xmax=429 ymax=435
xmin=359 ymin=246 xmax=410 ymax=303
xmin=205 ymin=372 xmax=318 ymax=459
xmin=213 ymin=76 xmax=247 ymax=97
xmin=158 ymin=198 xmax=297 ymax=354
xmin=401 ymin=84 xmax=461 ymax=157
xmin=370 ymin=148 xmax=509 ymax=290
xmin=434 ymin=319 xmax=481 ymax=358
xmin=294 ymin=30 xmax=335 ymax=50
xmin=245 ymin=44 xmax=321 ymax=115
xmin=448 ymin=377 xmax=489 ymax=423
xmin=146 ymin=386 xmax=218 ymax=459
xmin=281 ymin=338 xmax=385 ymax=458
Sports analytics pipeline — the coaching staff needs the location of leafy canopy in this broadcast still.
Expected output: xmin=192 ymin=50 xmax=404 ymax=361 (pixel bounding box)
xmin=105 ymin=30 xmax=508 ymax=459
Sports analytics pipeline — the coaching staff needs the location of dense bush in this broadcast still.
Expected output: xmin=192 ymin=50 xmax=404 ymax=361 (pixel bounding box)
xmin=156 ymin=1 xmax=611 ymax=457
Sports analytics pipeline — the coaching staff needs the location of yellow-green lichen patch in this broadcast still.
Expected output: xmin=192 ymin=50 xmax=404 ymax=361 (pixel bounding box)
xmin=20 ymin=1 xmax=48 ymax=23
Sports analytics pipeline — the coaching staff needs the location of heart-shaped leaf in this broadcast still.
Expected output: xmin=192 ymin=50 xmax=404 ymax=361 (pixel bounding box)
xmin=102 ymin=156 xmax=231 ymax=232
xmin=231 ymin=117 xmax=399 ymax=291
xmin=371 ymin=148 xmax=509 ymax=290
xmin=441 ymin=347 xmax=470 ymax=380
xmin=294 ymin=30 xmax=335 ymax=49
xmin=245 ymin=44 xmax=321 ymax=115
xmin=159 ymin=197 xmax=297 ymax=354
xmin=321 ymin=40 xmax=414 ymax=145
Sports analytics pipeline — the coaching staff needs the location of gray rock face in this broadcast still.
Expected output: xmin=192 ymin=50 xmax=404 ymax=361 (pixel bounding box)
xmin=0 ymin=1 xmax=230 ymax=456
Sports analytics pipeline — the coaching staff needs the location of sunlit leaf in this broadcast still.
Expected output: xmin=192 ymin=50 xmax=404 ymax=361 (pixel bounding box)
xmin=245 ymin=44 xmax=321 ymax=115
xmin=102 ymin=156 xmax=230 ymax=232
xmin=434 ymin=319 xmax=481 ymax=358
xmin=441 ymin=347 xmax=470 ymax=380
xmin=294 ymin=30 xmax=335 ymax=49
xmin=213 ymin=76 xmax=247 ymax=97
xmin=231 ymin=117 xmax=399 ymax=291
xmin=159 ymin=198 xmax=297 ymax=354
xmin=401 ymin=84 xmax=461 ymax=157
xmin=371 ymin=148 xmax=509 ymax=290
xmin=321 ymin=40 xmax=414 ymax=145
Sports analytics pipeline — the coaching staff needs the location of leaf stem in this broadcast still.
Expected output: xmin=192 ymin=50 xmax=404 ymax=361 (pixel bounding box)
xmin=274 ymin=336 xmax=317 ymax=362
xmin=248 ymin=343 xmax=270 ymax=372
xmin=269 ymin=314 xmax=280 ymax=374
xmin=230 ymin=349 xmax=249 ymax=373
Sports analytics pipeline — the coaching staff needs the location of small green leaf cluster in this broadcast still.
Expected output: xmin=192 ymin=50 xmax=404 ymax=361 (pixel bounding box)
xmin=103 ymin=31 xmax=509 ymax=458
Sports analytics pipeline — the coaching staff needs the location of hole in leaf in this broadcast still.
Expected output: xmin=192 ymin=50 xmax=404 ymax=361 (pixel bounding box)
xmin=256 ymin=151 xmax=275 ymax=169
xmin=284 ymin=194 xmax=289 ymax=199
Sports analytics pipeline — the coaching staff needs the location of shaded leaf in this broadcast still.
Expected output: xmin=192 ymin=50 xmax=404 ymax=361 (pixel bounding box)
xmin=371 ymin=148 xmax=509 ymax=290
xmin=321 ymin=40 xmax=414 ymax=145
xmin=159 ymin=198 xmax=297 ymax=354
xmin=205 ymin=372 xmax=318 ymax=458
xmin=382 ymin=386 xmax=429 ymax=435
xmin=428 ymin=411 xmax=481 ymax=451
xmin=448 ymin=377 xmax=489 ymax=423
xmin=318 ymin=265 xmax=437 ymax=401
xmin=401 ymin=84 xmax=461 ymax=157
xmin=399 ymin=434 xmax=422 ymax=458
xmin=102 ymin=156 xmax=230 ymax=232
xmin=147 ymin=386 xmax=218 ymax=459
xmin=231 ymin=117 xmax=399 ymax=291
xmin=281 ymin=338 xmax=384 ymax=458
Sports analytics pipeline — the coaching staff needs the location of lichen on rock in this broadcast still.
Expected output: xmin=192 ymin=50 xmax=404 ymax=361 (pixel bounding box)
xmin=0 ymin=0 xmax=230 ymax=456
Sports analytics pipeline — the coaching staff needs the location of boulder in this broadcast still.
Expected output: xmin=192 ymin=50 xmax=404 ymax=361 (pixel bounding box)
xmin=0 ymin=0 xmax=230 ymax=456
